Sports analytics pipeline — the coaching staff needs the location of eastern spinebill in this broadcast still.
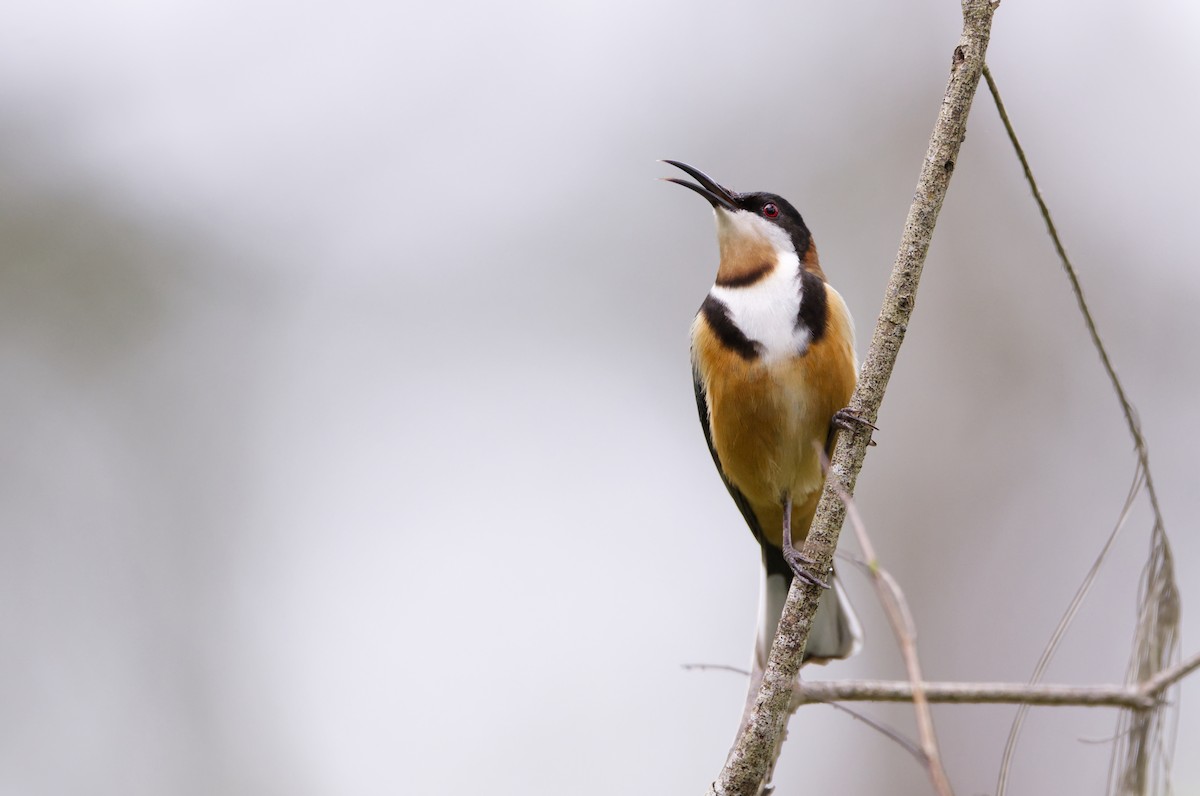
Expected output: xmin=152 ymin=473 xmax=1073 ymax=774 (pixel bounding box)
xmin=664 ymin=160 xmax=864 ymax=693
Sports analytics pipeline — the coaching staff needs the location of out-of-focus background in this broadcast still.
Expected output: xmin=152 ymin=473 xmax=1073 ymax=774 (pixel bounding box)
xmin=2 ymin=1 xmax=1197 ymax=794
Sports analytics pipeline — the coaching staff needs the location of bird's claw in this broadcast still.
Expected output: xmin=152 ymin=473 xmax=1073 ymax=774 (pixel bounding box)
xmin=783 ymin=548 xmax=831 ymax=589
xmin=832 ymin=408 xmax=878 ymax=446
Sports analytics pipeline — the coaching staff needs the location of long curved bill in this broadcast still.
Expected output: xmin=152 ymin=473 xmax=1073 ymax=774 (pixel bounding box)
xmin=661 ymin=160 xmax=738 ymax=211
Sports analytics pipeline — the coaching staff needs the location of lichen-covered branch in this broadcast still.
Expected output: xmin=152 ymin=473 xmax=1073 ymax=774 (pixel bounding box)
xmin=707 ymin=2 xmax=1000 ymax=794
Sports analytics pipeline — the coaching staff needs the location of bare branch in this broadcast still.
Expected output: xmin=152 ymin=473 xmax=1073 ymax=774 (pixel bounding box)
xmin=790 ymin=652 xmax=1200 ymax=712
xmin=708 ymin=3 xmax=1000 ymax=793
xmin=793 ymin=679 xmax=1159 ymax=711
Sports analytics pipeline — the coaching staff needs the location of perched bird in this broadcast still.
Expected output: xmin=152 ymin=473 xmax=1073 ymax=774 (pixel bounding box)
xmin=664 ymin=160 xmax=863 ymax=692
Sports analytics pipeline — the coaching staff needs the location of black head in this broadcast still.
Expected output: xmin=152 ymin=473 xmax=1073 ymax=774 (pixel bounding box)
xmin=662 ymin=160 xmax=812 ymax=259
xmin=730 ymin=191 xmax=811 ymax=260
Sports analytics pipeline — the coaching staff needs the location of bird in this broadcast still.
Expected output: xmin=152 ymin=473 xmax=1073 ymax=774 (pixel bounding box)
xmin=663 ymin=160 xmax=864 ymax=699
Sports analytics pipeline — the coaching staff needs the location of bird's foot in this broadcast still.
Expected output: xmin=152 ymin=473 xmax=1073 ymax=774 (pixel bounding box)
xmin=782 ymin=546 xmax=831 ymax=589
xmin=780 ymin=493 xmax=830 ymax=588
xmin=832 ymin=407 xmax=878 ymax=446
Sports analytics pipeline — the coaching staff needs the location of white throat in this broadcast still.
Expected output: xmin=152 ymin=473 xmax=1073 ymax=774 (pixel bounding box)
xmin=708 ymin=254 xmax=809 ymax=363
xmin=716 ymin=207 xmax=794 ymax=256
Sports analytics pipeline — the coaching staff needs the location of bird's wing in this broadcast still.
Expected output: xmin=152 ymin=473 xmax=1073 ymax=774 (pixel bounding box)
xmin=691 ymin=365 xmax=769 ymax=547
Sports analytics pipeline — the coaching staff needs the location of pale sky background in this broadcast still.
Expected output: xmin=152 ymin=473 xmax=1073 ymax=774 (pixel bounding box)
xmin=2 ymin=1 xmax=1199 ymax=794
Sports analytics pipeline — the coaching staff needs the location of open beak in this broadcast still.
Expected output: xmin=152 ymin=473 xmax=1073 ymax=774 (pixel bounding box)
xmin=661 ymin=160 xmax=738 ymax=212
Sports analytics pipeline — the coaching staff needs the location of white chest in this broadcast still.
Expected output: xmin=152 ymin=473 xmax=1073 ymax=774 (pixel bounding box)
xmin=708 ymin=258 xmax=810 ymax=364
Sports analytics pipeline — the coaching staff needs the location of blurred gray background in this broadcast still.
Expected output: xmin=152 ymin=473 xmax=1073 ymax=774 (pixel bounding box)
xmin=2 ymin=1 xmax=1197 ymax=794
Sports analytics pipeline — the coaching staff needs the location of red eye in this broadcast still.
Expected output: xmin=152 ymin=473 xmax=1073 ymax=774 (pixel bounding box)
xmin=762 ymin=203 xmax=779 ymax=218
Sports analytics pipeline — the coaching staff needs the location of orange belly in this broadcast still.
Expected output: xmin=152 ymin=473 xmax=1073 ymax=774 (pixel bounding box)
xmin=691 ymin=288 xmax=856 ymax=549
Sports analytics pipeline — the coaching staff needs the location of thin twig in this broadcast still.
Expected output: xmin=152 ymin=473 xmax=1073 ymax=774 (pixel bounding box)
xmin=691 ymin=651 xmax=1200 ymax=712
xmin=791 ymin=676 xmax=1171 ymax=711
xmin=996 ymin=462 xmax=1143 ymax=792
xmin=684 ymin=661 xmax=928 ymax=762
xmin=708 ymin=4 xmax=999 ymax=792
xmin=981 ymin=63 xmax=1180 ymax=796
xmin=1138 ymin=651 xmax=1200 ymax=699
xmin=792 ymin=652 xmax=1199 ymax=712
xmin=980 ymin=65 xmax=1166 ymax=529
xmin=820 ymin=446 xmax=953 ymax=796
xmin=1079 ymin=726 xmax=1139 ymax=746
xmin=823 ymin=702 xmax=926 ymax=764
xmin=683 ymin=663 xmax=753 ymax=677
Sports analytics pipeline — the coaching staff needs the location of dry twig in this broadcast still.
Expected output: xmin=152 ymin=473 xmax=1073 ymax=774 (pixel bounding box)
xmin=820 ymin=447 xmax=953 ymax=796
xmin=790 ymin=649 xmax=1200 ymax=711
xmin=980 ymin=64 xmax=1182 ymax=796
xmin=995 ymin=462 xmax=1143 ymax=792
